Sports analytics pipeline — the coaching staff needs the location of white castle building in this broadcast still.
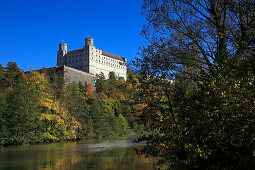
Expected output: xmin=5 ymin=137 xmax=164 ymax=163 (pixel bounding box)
xmin=57 ymin=37 xmax=127 ymax=80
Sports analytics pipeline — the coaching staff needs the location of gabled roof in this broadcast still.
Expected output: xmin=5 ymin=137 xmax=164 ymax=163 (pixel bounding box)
xmin=102 ymin=52 xmax=125 ymax=61
xmin=65 ymin=48 xmax=125 ymax=61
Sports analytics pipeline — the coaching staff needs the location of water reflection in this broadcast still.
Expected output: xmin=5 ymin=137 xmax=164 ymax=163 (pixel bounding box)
xmin=0 ymin=137 xmax=162 ymax=170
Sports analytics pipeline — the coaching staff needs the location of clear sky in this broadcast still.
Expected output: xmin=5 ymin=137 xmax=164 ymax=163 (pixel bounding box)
xmin=0 ymin=0 xmax=146 ymax=71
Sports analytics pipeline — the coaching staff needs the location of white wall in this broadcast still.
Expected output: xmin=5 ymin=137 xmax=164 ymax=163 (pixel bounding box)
xmin=57 ymin=38 xmax=127 ymax=80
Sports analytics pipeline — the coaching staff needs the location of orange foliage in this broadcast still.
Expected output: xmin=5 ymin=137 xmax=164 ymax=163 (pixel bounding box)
xmin=109 ymin=87 xmax=117 ymax=99
xmin=127 ymin=83 xmax=133 ymax=90
xmin=117 ymin=92 xmax=125 ymax=100
xmin=99 ymin=90 xmax=108 ymax=99
xmin=85 ymin=84 xmax=94 ymax=97
xmin=103 ymin=105 xmax=112 ymax=112
xmin=21 ymin=73 xmax=28 ymax=81
xmin=133 ymin=103 xmax=147 ymax=117
xmin=120 ymin=93 xmax=125 ymax=100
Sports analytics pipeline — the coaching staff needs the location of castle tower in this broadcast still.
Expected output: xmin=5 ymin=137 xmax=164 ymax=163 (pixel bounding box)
xmin=57 ymin=43 xmax=67 ymax=66
xmin=85 ymin=37 xmax=94 ymax=46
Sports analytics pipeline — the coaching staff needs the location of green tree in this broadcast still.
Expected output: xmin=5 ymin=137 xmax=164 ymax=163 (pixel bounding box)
xmin=62 ymin=83 xmax=90 ymax=138
xmin=135 ymin=0 xmax=255 ymax=169
xmin=89 ymin=99 xmax=111 ymax=137
xmin=0 ymin=64 xmax=5 ymax=89
xmin=3 ymin=80 xmax=43 ymax=144
xmin=0 ymin=90 xmax=9 ymax=144
xmin=95 ymin=72 xmax=109 ymax=93
xmin=108 ymin=71 xmax=117 ymax=82
xmin=117 ymin=114 xmax=128 ymax=135
xmin=5 ymin=62 xmax=21 ymax=87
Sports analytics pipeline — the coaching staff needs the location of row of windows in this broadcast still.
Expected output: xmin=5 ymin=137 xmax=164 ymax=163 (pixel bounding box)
xmin=59 ymin=58 xmax=125 ymax=69
xmin=93 ymin=54 xmax=124 ymax=65
xmin=92 ymin=47 xmax=101 ymax=54
xmin=67 ymin=53 xmax=84 ymax=58
xmin=66 ymin=58 xmax=82 ymax=64
xmin=93 ymin=59 xmax=125 ymax=69
xmin=65 ymin=52 xmax=123 ymax=65
xmin=61 ymin=52 xmax=125 ymax=68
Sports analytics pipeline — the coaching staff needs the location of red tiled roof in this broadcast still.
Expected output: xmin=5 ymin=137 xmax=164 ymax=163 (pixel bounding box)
xmin=102 ymin=52 xmax=125 ymax=61
xmin=65 ymin=49 xmax=125 ymax=61
xmin=66 ymin=49 xmax=83 ymax=55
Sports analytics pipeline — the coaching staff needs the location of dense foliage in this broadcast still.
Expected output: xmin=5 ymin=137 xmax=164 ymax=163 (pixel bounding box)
xmin=0 ymin=62 xmax=144 ymax=145
xmin=134 ymin=0 xmax=255 ymax=169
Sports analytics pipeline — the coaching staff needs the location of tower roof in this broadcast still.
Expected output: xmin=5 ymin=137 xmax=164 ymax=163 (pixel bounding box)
xmin=66 ymin=49 xmax=83 ymax=55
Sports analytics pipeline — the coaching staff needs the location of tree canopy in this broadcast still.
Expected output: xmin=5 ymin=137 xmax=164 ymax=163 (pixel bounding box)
xmin=134 ymin=0 xmax=255 ymax=169
xmin=137 ymin=0 xmax=255 ymax=80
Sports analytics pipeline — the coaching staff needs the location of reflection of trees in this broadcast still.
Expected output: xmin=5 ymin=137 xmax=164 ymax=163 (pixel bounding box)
xmin=37 ymin=146 xmax=157 ymax=170
xmin=1 ymin=142 xmax=159 ymax=170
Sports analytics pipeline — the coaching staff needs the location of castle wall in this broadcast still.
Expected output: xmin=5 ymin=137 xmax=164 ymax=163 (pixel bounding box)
xmin=57 ymin=37 xmax=127 ymax=80
xmin=63 ymin=66 xmax=95 ymax=87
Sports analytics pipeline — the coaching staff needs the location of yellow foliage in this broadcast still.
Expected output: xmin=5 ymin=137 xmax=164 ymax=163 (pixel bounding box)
xmin=133 ymin=103 xmax=147 ymax=118
xmin=27 ymin=71 xmax=48 ymax=91
xmin=26 ymin=71 xmax=81 ymax=140
xmin=127 ymin=83 xmax=133 ymax=90
xmin=133 ymin=77 xmax=141 ymax=87
xmin=157 ymin=111 xmax=163 ymax=122
xmin=117 ymin=79 xmax=125 ymax=86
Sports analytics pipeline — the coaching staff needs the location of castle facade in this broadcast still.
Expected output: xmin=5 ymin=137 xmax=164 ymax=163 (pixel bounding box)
xmin=57 ymin=37 xmax=127 ymax=80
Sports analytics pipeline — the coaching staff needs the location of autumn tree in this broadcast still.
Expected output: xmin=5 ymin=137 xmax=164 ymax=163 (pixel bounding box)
xmin=85 ymin=84 xmax=94 ymax=98
xmin=138 ymin=0 xmax=255 ymax=80
xmin=135 ymin=0 xmax=255 ymax=169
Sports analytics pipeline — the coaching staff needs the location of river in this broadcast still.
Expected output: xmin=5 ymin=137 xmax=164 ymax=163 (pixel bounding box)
xmin=0 ymin=136 xmax=163 ymax=170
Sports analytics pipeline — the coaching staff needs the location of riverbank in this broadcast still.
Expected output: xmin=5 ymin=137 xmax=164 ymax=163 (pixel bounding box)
xmin=0 ymin=129 xmax=143 ymax=147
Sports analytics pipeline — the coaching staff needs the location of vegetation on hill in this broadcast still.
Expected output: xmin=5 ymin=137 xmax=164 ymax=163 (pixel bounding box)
xmin=0 ymin=62 xmax=146 ymax=145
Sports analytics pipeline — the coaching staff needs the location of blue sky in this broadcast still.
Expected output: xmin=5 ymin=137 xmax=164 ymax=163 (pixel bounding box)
xmin=0 ymin=0 xmax=146 ymax=71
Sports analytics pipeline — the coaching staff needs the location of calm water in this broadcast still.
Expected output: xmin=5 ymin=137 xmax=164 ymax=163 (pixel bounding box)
xmin=0 ymin=136 xmax=163 ymax=170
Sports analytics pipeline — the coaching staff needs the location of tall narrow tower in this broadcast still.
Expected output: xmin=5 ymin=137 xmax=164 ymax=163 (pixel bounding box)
xmin=85 ymin=37 xmax=94 ymax=46
xmin=57 ymin=43 xmax=67 ymax=66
